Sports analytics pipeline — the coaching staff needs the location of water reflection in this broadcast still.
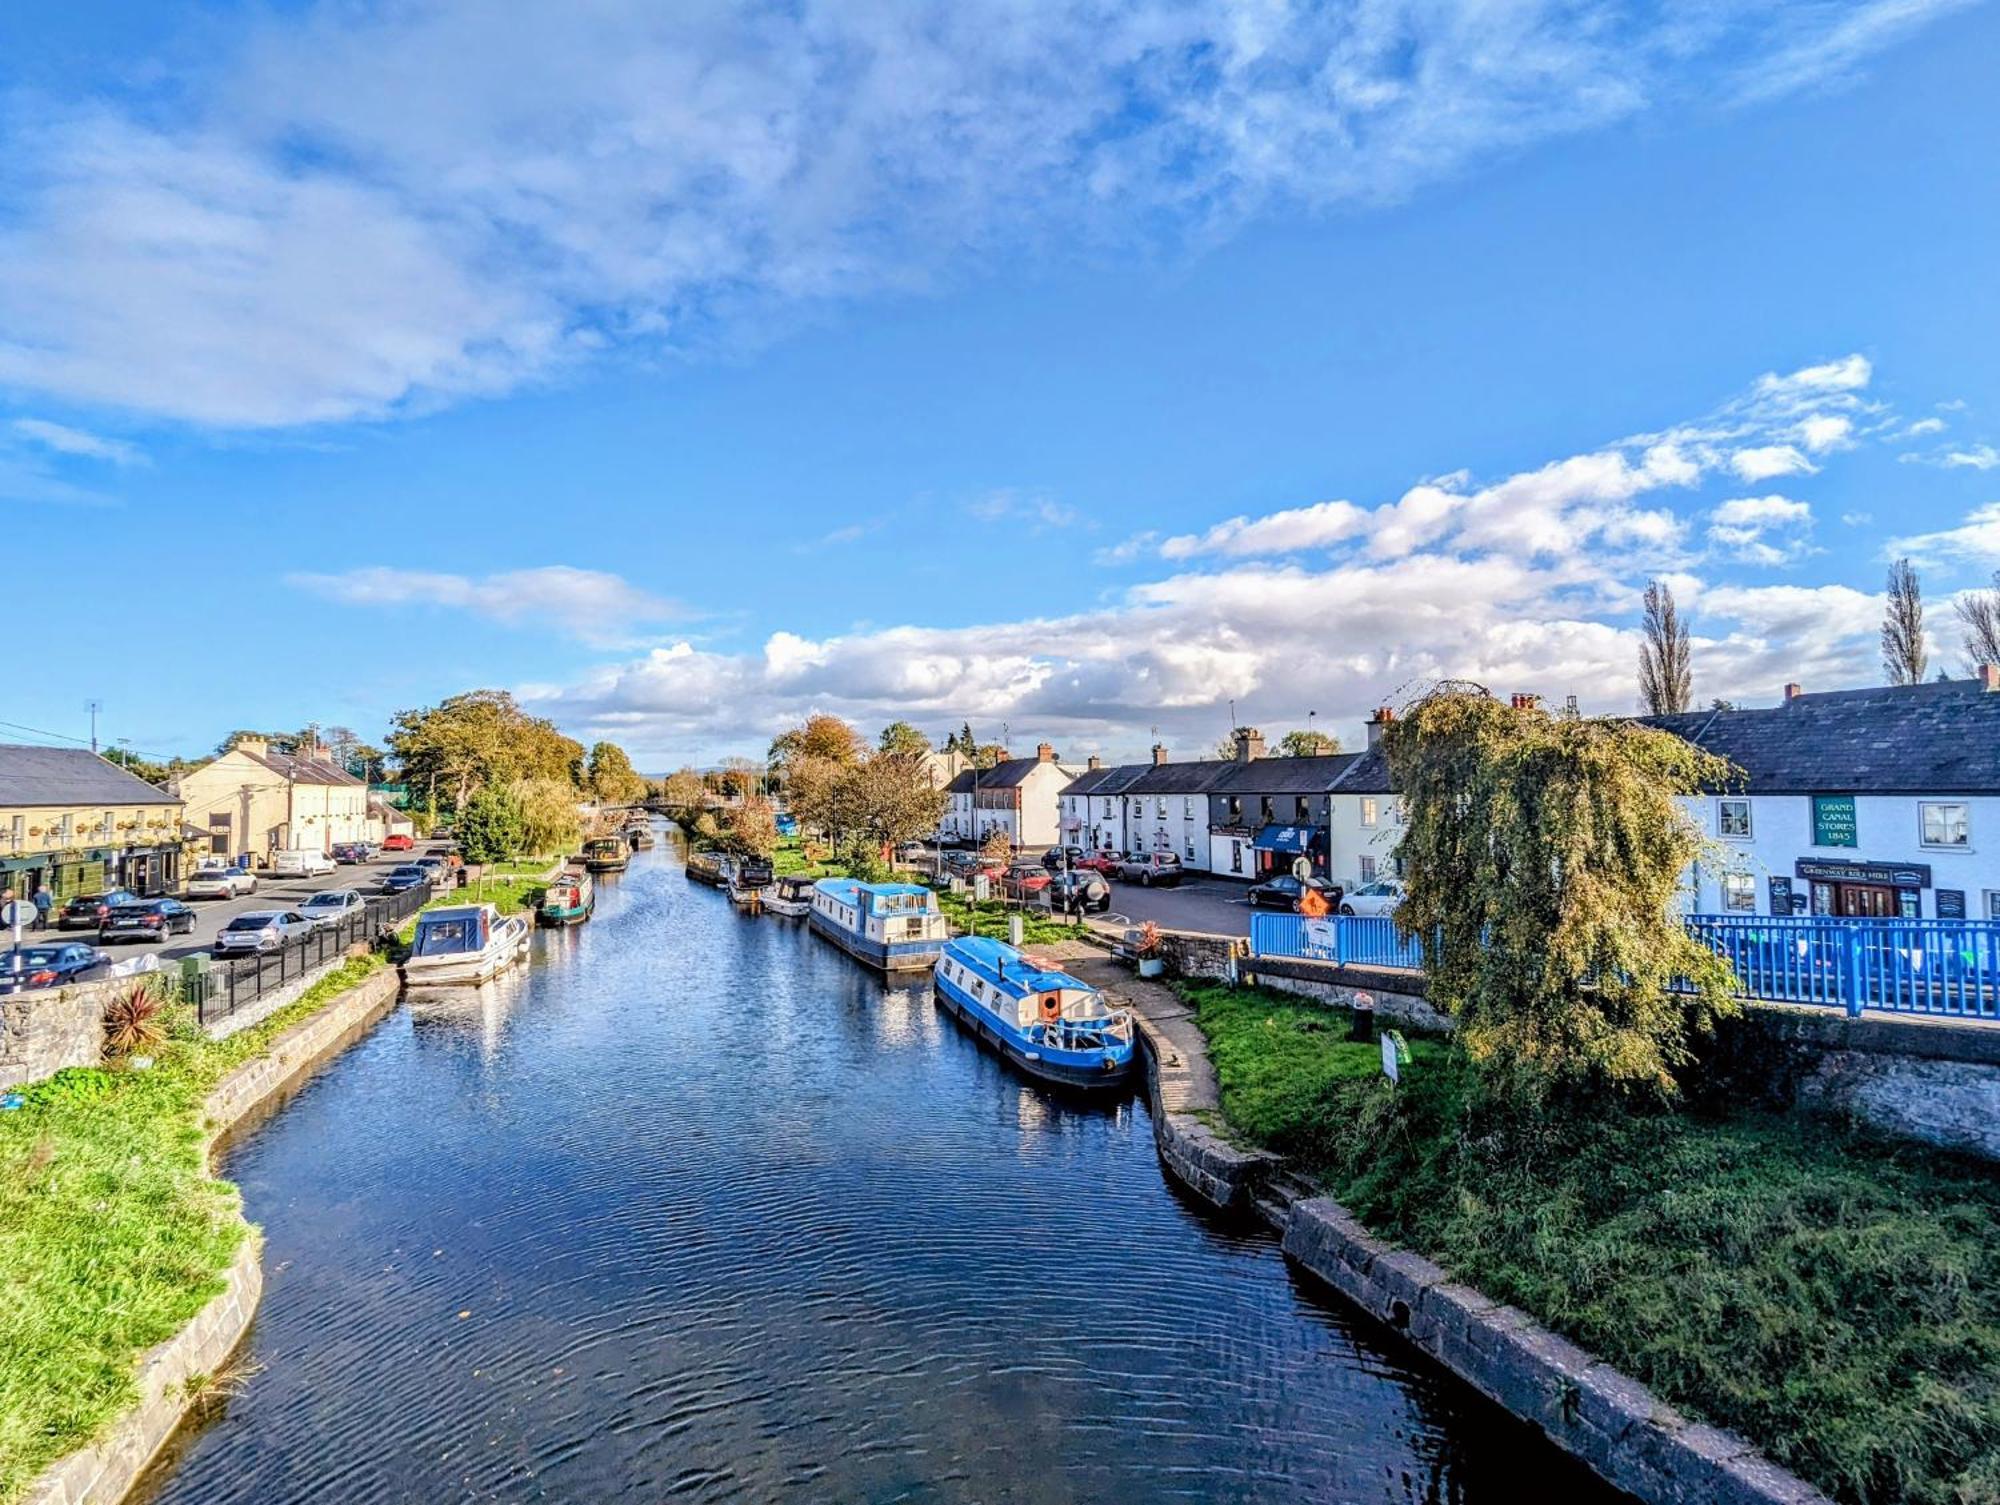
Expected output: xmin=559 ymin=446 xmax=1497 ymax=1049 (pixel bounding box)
xmin=138 ymin=840 xmax=1621 ymax=1505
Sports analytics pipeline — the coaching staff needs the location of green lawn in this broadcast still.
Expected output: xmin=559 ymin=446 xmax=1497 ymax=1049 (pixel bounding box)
xmin=771 ymin=837 xmax=847 ymax=879
xmin=936 ymin=891 xmax=1092 ymax=945
xmin=1183 ymin=982 xmax=2000 ymax=1505
xmin=0 ymin=954 xmax=388 ymax=1502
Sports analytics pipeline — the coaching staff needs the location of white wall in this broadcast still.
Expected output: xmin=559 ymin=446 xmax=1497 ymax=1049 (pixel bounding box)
xmin=1124 ymin=792 xmax=1209 ymax=870
xmin=1325 ymin=793 xmax=1404 ymax=889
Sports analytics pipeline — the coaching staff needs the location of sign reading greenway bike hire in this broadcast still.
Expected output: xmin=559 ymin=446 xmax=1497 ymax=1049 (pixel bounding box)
xmin=1811 ymin=793 xmax=1858 ymax=848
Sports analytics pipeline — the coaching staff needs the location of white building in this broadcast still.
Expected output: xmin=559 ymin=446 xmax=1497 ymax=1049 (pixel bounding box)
xmin=940 ymin=744 xmax=1084 ymax=848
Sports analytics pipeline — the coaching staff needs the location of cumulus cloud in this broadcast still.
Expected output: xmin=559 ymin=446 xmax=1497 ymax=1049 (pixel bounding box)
xmin=0 ymin=2 xmax=1961 ymax=427
xmin=288 ymin=565 xmax=688 ymax=647
xmin=1730 ymin=444 xmax=1816 ymax=482
xmin=1707 ymin=494 xmax=1814 ymax=565
xmin=1160 ymin=500 xmax=1368 ymax=559
xmin=1889 ymin=503 xmax=2000 ymax=567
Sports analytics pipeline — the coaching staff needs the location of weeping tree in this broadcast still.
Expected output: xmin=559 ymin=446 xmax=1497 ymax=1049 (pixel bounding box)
xmin=1384 ymin=688 xmax=1739 ymax=1103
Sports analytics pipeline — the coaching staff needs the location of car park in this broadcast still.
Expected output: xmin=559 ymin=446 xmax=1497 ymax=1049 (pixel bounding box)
xmin=381 ymin=864 xmax=432 ymax=895
xmin=186 ymin=868 xmax=258 ymax=899
xmin=1046 ymin=870 xmax=1112 ymax=913
xmin=296 ymin=889 xmax=367 ymax=928
xmin=58 ymin=890 xmax=138 ymax=931
xmin=100 ymin=898 xmax=197 ymax=943
xmin=1114 ymin=852 xmax=1184 ymax=887
xmin=1339 ymin=879 xmax=1406 ymax=917
xmin=382 ymin=833 xmax=415 ymax=852
xmin=1245 ymin=875 xmax=1345 ymax=912
xmin=0 ymin=942 xmax=106 ymax=994
xmin=211 ymin=910 xmax=314 ymax=955
xmin=271 ymin=849 xmax=337 ymax=878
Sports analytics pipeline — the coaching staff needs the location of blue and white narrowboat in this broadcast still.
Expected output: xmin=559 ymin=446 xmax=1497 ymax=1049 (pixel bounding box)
xmin=807 ymin=879 xmax=950 ymax=972
xmin=933 ymin=936 xmax=1134 ymax=1090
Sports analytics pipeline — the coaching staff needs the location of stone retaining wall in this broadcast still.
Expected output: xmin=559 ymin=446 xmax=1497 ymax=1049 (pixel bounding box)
xmin=1238 ymin=956 xmax=1454 ymax=1034
xmin=22 ymin=965 xmax=404 ymax=1505
xmin=1132 ymin=1015 xmax=1269 ymax=1211
xmin=1281 ymin=1199 xmax=1830 ymax=1505
xmin=1156 ymin=930 xmax=1243 ymax=981
xmin=0 ymin=982 xmax=105 ymax=1091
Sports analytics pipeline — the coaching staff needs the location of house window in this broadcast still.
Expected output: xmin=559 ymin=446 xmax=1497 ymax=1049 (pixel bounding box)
xmin=1259 ymin=796 xmax=1275 ymax=823
xmin=1360 ymin=798 xmax=1378 ymax=828
xmin=1359 ymin=855 xmax=1377 ymax=883
xmin=1155 ymin=797 xmax=1166 ymax=818
xmin=1294 ymin=796 xmax=1311 ymax=822
xmin=1102 ymin=799 xmax=1113 ymax=817
xmin=1717 ymin=798 xmax=1752 ymax=839
xmin=1226 ymin=796 xmax=1242 ymax=823
xmin=1986 ymin=891 xmax=2000 ymax=920
xmin=1920 ymin=802 xmax=1969 ymax=849
xmin=1186 ymin=838 xmax=1196 ymax=859
xmin=1722 ymin=872 xmax=1756 ymax=912
xmin=1183 ymin=798 xmax=1194 ymax=818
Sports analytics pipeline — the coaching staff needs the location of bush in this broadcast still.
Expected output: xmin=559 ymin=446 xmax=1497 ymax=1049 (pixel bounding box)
xmin=102 ymin=983 xmax=165 ymax=1058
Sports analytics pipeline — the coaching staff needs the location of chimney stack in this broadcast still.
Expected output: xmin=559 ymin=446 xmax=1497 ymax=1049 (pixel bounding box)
xmin=1783 ymin=682 xmax=1805 ymax=704
xmin=1152 ymin=743 xmax=1168 ymax=766
xmin=236 ymin=735 xmax=268 ymax=757
xmin=1086 ymin=754 xmax=1102 ymax=771
xmin=1234 ymin=728 xmax=1265 ymax=764
xmin=1979 ymin=664 xmax=2000 ymax=693
xmin=1036 ymin=742 xmax=1055 ymax=763
xmin=1366 ymin=707 xmax=1395 ymax=749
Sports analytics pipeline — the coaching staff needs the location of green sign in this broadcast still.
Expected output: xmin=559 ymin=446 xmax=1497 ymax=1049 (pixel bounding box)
xmin=1812 ymin=794 xmax=1858 ymax=848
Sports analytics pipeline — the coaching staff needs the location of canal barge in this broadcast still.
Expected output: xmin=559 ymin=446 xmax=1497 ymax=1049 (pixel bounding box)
xmin=729 ymin=855 xmax=775 ymax=912
xmin=624 ymin=823 xmax=656 ymax=850
xmin=763 ymin=874 xmax=816 ymax=918
xmin=933 ymin=936 xmax=1135 ymax=1089
xmin=537 ymin=869 xmax=595 ymax=927
xmin=685 ymin=849 xmax=731 ymax=887
xmin=808 ymin=879 xmax=950 ymax=972
xmin=403 ymin=903 xmax=532 ymax=987
xmin=582 ymin=837 xmax=629 ymax=873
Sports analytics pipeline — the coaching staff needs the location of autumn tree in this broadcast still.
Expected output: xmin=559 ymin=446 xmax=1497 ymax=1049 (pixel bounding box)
xmin=1385 ymin=689 xmax=1739 ymax=1102
xmin=1957 ymin=571 xmax=2000 ymax=673
xmin=388 ymin=690 xmax=585 ymax=814
xmin=768 ymin=714 xmax=862 ymax=780
xmin=1277 ymin=729 xmax=1340 ymax=757
xmin=658 ymin=767 xmax=707 ymax=815
xmin=719 ymin=756 xmax=762 ymax=798
xmin=1882 ymin=558 xmax=1928 ymax=685
xmin=1638 ymin=579 xmax=1692 ymax=715
xmin=718 ymin=796 xmax=779 ymax=858
xmin=586 ymin=741 xmax=648 ymax=806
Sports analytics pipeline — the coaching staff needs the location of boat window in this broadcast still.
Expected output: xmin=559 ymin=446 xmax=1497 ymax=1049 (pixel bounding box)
xmin=413 ymin=917 xmax=482 ymax=956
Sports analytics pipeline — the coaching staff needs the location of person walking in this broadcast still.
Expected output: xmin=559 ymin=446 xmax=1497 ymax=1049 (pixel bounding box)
xmin=31 ymin=885 xmax=54 ymax=932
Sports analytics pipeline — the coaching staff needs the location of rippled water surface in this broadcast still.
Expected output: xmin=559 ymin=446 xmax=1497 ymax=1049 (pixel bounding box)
xmin=142 ymin=837 xmax=1615 ymax=1503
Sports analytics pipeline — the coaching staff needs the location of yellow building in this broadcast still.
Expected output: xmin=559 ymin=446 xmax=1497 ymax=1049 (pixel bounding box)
xmin=0 ymin=743 xmax=187 ymax=899
xmin=173 ymin=737 xmax=370 ymax=863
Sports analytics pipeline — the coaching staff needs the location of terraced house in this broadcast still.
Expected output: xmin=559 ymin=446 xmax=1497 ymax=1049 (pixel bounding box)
xmin=173 ymin=735 xmax=370 ymax=862
xmin=0 ymin=743 xmax=187 ymax=899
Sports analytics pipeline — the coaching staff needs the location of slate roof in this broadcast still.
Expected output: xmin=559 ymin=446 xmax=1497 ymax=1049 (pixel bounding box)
xmin=1642 ymin=678 xmax=2000 ymax=794
xmin=1127 ymin=760 xmax=1235 ymax=795
xmin=0 ymin=744 xmax=181 ymax=807
xmin=1062 ymin=764 xmax=1149 ymax=798
xmin=237 ymin=747 xmax=365 ymax=787
xmin=1328 ymin=744 xmax=1395 ymax=795
xmin=943 ymin=756 xmax=1075 ymax=793
xmin=1205 ymin=752 xmax=1361 ymax=795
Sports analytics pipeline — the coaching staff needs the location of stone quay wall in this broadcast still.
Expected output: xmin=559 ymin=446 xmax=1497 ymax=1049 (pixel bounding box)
xmin=22 ymin=965 xmax=403 ymax=1505
xmin=0 ymin=980 xmax=108 ymax=1091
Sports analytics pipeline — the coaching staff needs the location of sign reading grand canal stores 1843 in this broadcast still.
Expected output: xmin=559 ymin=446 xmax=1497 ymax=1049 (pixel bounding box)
xmin=1811 ymin=793 xmax=1858 ymax=848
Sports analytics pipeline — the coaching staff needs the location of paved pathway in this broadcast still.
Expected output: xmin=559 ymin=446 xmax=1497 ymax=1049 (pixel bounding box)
xmin=1019 ymin=938 xmax=1221 ymax=1119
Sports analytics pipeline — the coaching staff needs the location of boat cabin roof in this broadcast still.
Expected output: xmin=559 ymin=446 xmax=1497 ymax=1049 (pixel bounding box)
xmin=411 ymin=904 xmax=499 ymax=957
xmin=943 ymin=935 xmax=1094 ymax=995
xmin=814 ymin=878 xmax=934 ymax=907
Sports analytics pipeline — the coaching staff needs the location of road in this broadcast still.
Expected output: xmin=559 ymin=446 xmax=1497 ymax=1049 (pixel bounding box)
xmin=1095 ymin=873 xmax=1254 ymax=936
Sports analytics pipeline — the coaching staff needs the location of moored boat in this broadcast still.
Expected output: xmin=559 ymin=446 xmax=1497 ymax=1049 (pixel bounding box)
xmin=403 ymin=903 xmax=531 ymax=987
xmin=763 ymin=874 xmax=815 ymax=917
xmin=933 ymin=936 xmax=1134 ymax=1090
xmin=807 ymin=879 xmax=949 ymax=972
xmin=685 ymin=849 xmax=731 ymax=887
xmin=624 ymin=823 xmax=656 ymax=850
xmin=582 ymin=837 xmax=629 ymax=873
xmin=537 ymin=869 xmax=595 ymax=927
xmin=728 ymin=854 xmax=775 ymax=911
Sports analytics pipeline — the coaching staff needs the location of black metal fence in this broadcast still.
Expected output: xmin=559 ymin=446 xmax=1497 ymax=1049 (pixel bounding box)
xmin=196 ymin=885 xmax=431 ymax=1028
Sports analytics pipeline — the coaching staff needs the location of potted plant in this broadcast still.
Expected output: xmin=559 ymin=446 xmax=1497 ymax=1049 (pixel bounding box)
xmin=1135 ymin=921 xmax=1165 ymax=978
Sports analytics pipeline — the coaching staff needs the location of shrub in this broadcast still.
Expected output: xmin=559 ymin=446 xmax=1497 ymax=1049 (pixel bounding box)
xmin=102 ymin=983 xmax=165 ymax=1058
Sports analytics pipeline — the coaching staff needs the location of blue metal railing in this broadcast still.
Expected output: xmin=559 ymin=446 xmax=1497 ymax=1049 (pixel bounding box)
xmin=1247 ymin=911 xmax=2000 ymax=1021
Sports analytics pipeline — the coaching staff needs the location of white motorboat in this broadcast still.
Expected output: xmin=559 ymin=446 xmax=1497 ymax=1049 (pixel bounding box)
xmin=402 ymin=903 xmax=531 ymax=987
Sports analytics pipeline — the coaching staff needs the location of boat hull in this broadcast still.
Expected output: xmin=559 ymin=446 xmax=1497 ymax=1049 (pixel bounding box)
xmin=933 ymin=970 xmax=1134 ymax=1090
xmin=536 ymin=898 xmax=594 ymax=927
xmin=583 ymin=857 xmax=628 ymax=873
xmin=685 ymin=857 xmax=728 ymax=888
xmin=807 ymin=907 xmax=943 ymax=972
xmin=762 ymin=897 xmax=810 ymax=918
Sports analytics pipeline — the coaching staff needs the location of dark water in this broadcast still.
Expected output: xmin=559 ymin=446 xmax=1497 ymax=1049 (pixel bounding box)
xmin=141 ymin=838 xmax=1614 ymax=1503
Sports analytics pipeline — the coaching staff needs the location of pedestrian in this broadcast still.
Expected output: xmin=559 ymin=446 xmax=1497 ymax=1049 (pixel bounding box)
xmin=32 ymin=886 xmax=54 ymax=932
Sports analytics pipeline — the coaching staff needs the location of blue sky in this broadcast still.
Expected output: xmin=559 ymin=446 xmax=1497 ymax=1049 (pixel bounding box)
xmin=3 ymin=0 xmax=1998 ymax=770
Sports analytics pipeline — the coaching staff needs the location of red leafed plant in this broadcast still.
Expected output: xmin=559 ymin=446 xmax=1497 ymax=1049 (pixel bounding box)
xmin=103 ymin=982 xmax=166 ymax=1058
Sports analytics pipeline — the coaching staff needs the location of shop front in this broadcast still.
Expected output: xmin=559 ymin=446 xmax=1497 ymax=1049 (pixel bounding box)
xmin=1252 ymin=823 xmax=1327 ymax=878
xmin=1796 ymin=858 xmax=1932 ymax=920
xmin=117 ymin=842 xmax=183 ymax=898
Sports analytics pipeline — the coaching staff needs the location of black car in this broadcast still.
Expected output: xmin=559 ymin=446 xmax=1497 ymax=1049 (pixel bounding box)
xmin=100 ymin=897 xmax=197 ymax=943
xmin=1046 ymin=870 xmax=1112 ymax=913
xmin=1040 ymin=845 xmax=1090 ymax=871
xmin=58 ymin=890 xmax=138 ymax=931
xmin=1245 ymin=875 xmax=1344 ymax=912
xmin=0 ymin=942 xmax=105 ymax=994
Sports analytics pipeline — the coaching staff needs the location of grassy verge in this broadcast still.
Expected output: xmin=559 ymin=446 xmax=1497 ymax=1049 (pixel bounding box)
xmin=936 ymin=891 xmax=1093 ymax=946
xmin=1182 ymin=982 xmax=2000 ymax=1505
xmin=772 ymin=837 xmax=847 ymax=880
xmin=0 ymin=952 xmax=388 ymax=1502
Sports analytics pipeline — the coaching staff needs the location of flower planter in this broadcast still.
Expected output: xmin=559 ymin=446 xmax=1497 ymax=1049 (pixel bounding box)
xmin=1137 ymin=957 xmax=1165 ymax=979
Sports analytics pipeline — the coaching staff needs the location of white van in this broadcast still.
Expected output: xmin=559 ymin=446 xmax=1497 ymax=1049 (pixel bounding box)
xmin=271 ymin=848 xmax=336 ymax=878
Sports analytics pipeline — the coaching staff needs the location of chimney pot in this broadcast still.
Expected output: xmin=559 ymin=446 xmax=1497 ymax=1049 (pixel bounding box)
xmin=1783 ymin=682 xmax=1805 ymax=703
xmin=1086 ymin=754 xmax=1102 ymax=770
xmin=1509 ymin=692 xmax=1542 ymax=711
xmin=236 ymin=736 xmax=268 ymax=757
xmin=1979 ymin=664 xmax=2000 ymax=693
xmin=1036 ymin=742 xmax=1055 ymax=763
xmin=1365 ymin=706 xmax=1395 ymax=749
xmin=1152 ymin=743 xmax=1168 ymax=766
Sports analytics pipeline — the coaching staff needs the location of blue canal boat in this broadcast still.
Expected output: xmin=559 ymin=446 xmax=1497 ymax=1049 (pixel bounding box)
xmin=807 ymin=879 xmax=950 ymax=972
xmin=933 ymin=936 xmax=1135 ymax=1090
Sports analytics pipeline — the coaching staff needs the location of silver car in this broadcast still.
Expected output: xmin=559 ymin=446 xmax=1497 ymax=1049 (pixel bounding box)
xmin=211 ymin=910 xmax=313 ymax=955
xmin=1339 ymin=879 xmax=1406 ymax=917
xmin=295 ymin=889 xmax=367 ymax=929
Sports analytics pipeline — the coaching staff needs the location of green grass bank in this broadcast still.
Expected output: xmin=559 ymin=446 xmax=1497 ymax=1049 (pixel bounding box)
xmin=1184 ymin=982 xmax=2000 ymax=1505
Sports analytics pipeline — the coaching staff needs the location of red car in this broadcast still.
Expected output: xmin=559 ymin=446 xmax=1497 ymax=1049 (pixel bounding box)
xmin=382 ymin=833 xmax=415 ymax=852
xmin=1002 ymin=863 xmax=1054 ymax=899
xmin=1075 ymin=852 xmax=1121 ymax=876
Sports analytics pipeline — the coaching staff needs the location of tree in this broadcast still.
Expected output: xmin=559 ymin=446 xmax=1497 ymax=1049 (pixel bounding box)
xmin=1957 ymin=571 xmax=2000 ymax=673
xmin=1638 ymin=579 xmax=1692 ymax=715
xmin=1384 ymin=689 xmax=1739 ymax=1102
xmin=719 ymin=756 xmax=761 ymax=798
xmin=456 ymin=785 xmax=527 ymax=864
xmin=719 ymin=796 xmax=779 ymax=858
xmin=102 ymin=748 xmax=170 ymax=785
xmin=878 ymin=720 xmax=931 ymax=758
xmin=512 ymin=777 xmax=583 ymax=856
xmin=768 ymin=714 xmax=862 ymax=778
xmin=388 ymin=690 xmax=585 ymax=814
xmin=1882 ymin=558 xmax=1928 ymax=686
xmin=659 ymin=767 xmax=707 ymax=814
xmin=980 ymin=826 xmax=1013 ymax=865
xmin=586 ymin=741 xmax=648 ymax=806
xmin=1277 ymin=729 xmax=1340 ymax=758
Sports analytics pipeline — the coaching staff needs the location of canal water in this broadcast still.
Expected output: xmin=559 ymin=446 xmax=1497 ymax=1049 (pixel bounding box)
xmin=141 ymin=837 xmax=1615 ymax=1503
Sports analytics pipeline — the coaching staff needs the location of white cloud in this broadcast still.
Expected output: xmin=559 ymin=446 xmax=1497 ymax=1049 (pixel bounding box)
xmin=10 ymin=418 xmax=145 ymax=466
xmin=1944 ymin=445 xmax=2000 ymax=471
xmin=1888 ymin=503 xmax=2000 ymax=567
xmin=288 ymin=565 xmax=687 ymax=647
xmin=1706 ymin=494 xmax=1814 ymax=565
xmin=1905 ymin=417 xmax=1946 ymax=437
xmin=1797 ymin=414 xmax=1853 ymax=453
xmin=1729 ymin=444 xmax=1815 ymax=482
xmin=1160 ymin=499 xmax=1368 ymax=559
xmin=0 ymin=4 xmax=1961 ymax=428
xmin=1841 ymin=510 xmax=1874 ymax=527
xmin=965 ymin=489 xmax=1079 ymax=531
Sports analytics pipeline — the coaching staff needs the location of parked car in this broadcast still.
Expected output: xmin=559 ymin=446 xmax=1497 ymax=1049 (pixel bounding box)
xmin=58 ymin=890 xmax=138 ymax=931
xmin=211 ymin=910 xmax=313 ymax=955
xmin=271 ymin=849 xmax=336 ymax=878
xmin=1046 ymin=870 xmax=1113 ymax=913
xmin=296 ymin=889 xmax=367 ymax=928
xmin=1040 ymin=845 xmax=1090 ymax=871
xmin=1245 ymin=875 xmax=1345 ymax=912
xmin=186 ymin=868 xmax=257 ymax=900
xmin=1339 ymin=879 xmax=1406 ymax=917
xmin=414 ymin=856 xmax=450 ymax=883
xmin=331 ymin=841 xmax=376 ymax=864
xmin=382 ymin=833 xmax=415 ymax=852
xmin=381 ymin=864 xmax=432 ymax=895
xmin=1074 ymin=851 xmax=1122 ymax=876
xmin=1114 ymin=852 xmax=1184 ymax=887
xmin=0 ymin=942 xmax=106 ymax=994
xmin=100 ymin=898 xmax=196 ymax=943
xmin=1002 ymin=862 xmax=1054 ymax=900
xmin=943 ymin=851 xmax=1005 ymax=883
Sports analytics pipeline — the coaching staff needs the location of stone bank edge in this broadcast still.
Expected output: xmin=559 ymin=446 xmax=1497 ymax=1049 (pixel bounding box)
xmin=24 ymin=967 xmax=403 ymax=1505
xmin=1129 ymin=1007 xmax=1832 ymax=1505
